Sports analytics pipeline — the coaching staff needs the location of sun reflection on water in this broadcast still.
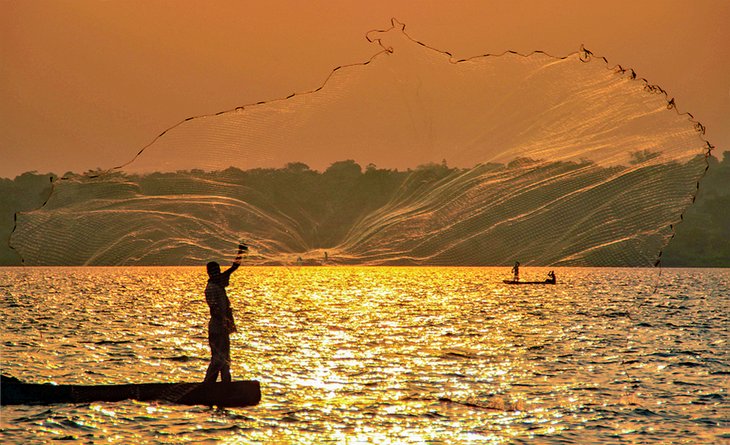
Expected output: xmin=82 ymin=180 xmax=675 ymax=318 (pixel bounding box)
xmin=1 ymin=266 xmax=728 ymax=443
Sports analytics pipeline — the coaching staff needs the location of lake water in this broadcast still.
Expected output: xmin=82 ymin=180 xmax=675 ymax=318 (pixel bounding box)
xmin=1 ymin=266 xmax=728 ymax=444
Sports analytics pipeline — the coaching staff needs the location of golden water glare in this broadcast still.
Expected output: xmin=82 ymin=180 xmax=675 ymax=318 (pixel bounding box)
xmin=1 ymin=266 xmax=727 ymax=443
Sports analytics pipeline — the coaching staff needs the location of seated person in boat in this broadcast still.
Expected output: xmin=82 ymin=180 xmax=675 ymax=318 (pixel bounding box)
xmin=546 ymin=270 xmax=556 ymax=284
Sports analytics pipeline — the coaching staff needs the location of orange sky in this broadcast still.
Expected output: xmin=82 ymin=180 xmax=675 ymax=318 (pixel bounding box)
xmin=1 ymin=0 xmax=728 ymax=178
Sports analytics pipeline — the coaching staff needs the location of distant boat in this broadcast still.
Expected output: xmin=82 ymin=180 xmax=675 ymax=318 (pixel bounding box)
xmin=0 ymin=375 xmax=261 ymax=408
xmin=503 ymin=279 xmax=556 ymax=285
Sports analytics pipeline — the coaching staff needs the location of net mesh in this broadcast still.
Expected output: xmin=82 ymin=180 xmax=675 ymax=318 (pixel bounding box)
xmin=10 ymin=19 xmax=711 ymax=267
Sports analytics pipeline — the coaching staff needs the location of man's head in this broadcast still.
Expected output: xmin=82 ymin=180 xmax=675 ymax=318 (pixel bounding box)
xmin=207 ymin=261 xmax=221 ymax=277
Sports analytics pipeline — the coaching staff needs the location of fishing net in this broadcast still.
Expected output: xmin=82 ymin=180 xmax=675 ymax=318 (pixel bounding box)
xmin=10 ymin=20 xmax=711 ymax=267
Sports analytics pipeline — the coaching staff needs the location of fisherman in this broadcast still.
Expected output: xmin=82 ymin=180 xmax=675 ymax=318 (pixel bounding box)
xmin=546 ymin=270 xmax=556 ymax=284
xmin=204 ymin=242 xmax=246 ymax=383
xmin=512 ymin=261 xmax=520 ymax=282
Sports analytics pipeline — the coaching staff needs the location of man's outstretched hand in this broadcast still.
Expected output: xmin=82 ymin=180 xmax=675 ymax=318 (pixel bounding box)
xmin=233 ymin=242 xmax=246 ymax=266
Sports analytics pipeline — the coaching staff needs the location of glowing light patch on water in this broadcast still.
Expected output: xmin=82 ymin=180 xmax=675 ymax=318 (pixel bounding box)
xmin=1 ymin=266 xmax=728 ymax=443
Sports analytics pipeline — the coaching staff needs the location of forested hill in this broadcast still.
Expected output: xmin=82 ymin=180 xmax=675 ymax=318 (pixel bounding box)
xmin=660 ymin=151 xmax=730 ymax=267
xmin=1 ymin=172 xmax=57 ymax=265
xmin=2 ymin=153 xmax=728 ymax=266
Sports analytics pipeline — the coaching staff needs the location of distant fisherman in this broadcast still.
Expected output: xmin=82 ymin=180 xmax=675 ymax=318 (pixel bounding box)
xmin=204 ymin=243 xmax=247 ymax=383
xmin=546 ymin=270 xmax=556 ymax=284
xmin=512 ymin=261 xmax=520 ymax=282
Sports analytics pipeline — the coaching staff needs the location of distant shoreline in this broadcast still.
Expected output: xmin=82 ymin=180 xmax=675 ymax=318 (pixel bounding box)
xmin=3 ymin=153 xmax=728 ymax=268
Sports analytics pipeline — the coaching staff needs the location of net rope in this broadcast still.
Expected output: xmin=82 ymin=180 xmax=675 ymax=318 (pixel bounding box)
xmin=9 ymin=18 xmax=713 ymax=267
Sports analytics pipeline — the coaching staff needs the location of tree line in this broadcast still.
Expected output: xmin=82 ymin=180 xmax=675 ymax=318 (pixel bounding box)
xmin=2 ymin=154 xmax=728 ymax=266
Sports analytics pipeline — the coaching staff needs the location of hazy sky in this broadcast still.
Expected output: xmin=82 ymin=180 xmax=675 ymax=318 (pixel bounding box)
xmin=1 ymin=0 xmax=728 ymax=178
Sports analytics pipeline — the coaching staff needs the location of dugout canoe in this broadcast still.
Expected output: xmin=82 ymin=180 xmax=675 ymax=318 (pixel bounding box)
xmin=503 ymin=280 xmax=556 ymax=285
xmin=0 ymin=375 xmax=260 ymax=408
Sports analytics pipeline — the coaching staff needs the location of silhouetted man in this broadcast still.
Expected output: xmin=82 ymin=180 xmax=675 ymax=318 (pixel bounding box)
xmin=204 ymin=243 xmax=246 ymax=383
xmin=546 ymin=270 xmax=556 ymax=284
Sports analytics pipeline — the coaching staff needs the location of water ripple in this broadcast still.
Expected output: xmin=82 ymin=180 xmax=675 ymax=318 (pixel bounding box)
xmin=1 ymin=266 xmax=728 ymax=443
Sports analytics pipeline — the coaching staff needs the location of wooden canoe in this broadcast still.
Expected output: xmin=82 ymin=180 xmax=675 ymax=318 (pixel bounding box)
xmin=503 ymin=280 xmax=556 ymax=285
xmin=0 ymin=375 xmax=260 ymax=408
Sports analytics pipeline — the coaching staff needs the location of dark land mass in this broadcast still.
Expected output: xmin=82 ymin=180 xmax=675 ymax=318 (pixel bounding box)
xmin=660 ymin=151 xmax=730 ymax=267
xmin=2 ymin=153 xmax=728 ymax=267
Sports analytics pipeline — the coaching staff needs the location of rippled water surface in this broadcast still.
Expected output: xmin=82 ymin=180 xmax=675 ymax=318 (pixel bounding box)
xmin=1 ymin=267 xmax=728 ymax=444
